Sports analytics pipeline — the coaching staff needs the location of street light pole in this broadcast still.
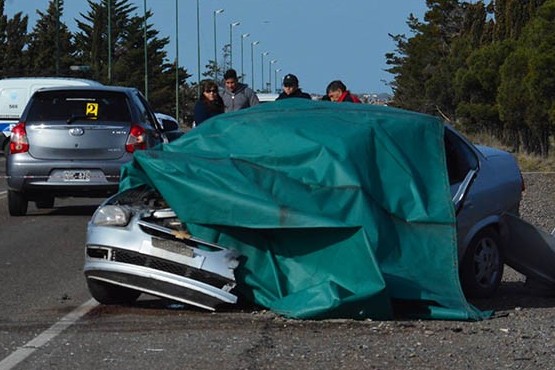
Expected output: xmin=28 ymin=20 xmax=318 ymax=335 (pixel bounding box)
xmin=55 ymin=0 xmax=59 ymax=75
xmin=143 ymin=0 xmax=148 ymax=99
xmin=175 ymin=0 xmax=179 ymax=118
xmin=250 ymin=41 xmax=259 ymax=89
xmin=261 ymin=52 xmax=269 ymax=92
xmin=269 ymin=59 xmax=277 ymax=93
xmin=274 ymin=68 xmax=282 ymax=93
xmin=240 ymin=33 xmax=249 ymax=82
xmin=107 ymin=0 xmax=112 ymax=83
xmin=229 ymin=22 xmax=240 ymax=69
xmin=213 ymin=9 xmax=224 ymax=80
xmin=196 ymin=0 xmax=200 ymax=96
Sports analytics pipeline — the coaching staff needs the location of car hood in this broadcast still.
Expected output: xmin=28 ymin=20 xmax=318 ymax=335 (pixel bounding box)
xmin=118 ymin=99 xmax=487 ymax=320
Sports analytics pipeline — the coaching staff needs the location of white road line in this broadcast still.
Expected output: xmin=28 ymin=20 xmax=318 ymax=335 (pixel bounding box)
xmin=0 ymin=299 xmax=98 ymax=370
xmin=0 ymin=190 xmax=6 ymax=200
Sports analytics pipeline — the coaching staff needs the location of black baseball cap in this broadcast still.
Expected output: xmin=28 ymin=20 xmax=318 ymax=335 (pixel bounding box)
xmin=283 ymin=74 xmax=299 ymax=87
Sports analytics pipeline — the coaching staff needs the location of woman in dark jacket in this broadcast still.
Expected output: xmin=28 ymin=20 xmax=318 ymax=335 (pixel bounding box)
xmin=193 ymin=80 xmax=225 ymax=125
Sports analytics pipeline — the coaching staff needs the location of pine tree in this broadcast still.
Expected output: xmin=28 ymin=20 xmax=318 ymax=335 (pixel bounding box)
xmin=26 ymin=0 xmax=75 ymax=76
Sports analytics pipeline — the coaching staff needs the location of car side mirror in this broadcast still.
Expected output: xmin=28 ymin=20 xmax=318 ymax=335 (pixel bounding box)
xmin=160 ymin=119 xmax=179 ymax=132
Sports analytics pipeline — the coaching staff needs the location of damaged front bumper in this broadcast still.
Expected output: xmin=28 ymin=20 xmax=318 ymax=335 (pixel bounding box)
xmin=85 ymin=205 xmax=240 ymax=311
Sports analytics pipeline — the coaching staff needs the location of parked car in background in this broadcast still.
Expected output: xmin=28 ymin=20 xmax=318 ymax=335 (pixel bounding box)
xmin=0 ymin=77 xmax=102 ymax=155
xmin=6 ymin=85 xmax=170 ymax=216
xmin=83 ymin=105 xmax=524 ymax=312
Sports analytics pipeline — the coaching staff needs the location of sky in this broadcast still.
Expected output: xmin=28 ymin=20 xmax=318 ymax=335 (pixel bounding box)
xmin=5 ymin=0 xmax=428 ymax=95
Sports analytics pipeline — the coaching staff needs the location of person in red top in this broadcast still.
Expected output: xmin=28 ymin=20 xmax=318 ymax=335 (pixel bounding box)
xmin=326 ymin=80 xmax=361 ymax=103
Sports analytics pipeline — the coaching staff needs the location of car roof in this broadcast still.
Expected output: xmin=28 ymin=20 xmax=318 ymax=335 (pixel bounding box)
xmin=33 ymin=85 xmax=138 ymax=94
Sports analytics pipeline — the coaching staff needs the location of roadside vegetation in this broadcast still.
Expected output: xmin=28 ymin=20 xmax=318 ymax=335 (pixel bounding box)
xmin=387 ymin=0 xmax=555 ymax=165
xmin=464 ymin=130 xmax=555 ymax=172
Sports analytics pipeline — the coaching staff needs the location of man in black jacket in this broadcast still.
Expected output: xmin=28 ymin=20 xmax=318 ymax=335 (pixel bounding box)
xmin=276 ymin=74 xmax=312 ymax=100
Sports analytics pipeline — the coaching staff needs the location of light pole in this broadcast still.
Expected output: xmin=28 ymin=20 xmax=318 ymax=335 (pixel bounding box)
xmin=229 ymin=22 xmax=240 ymax=69
xmin=261 ymin=52 xmax=269 ymax=92
xmin=55 ymin=0 xmax=60 ymax=75
xmin=240 ymin=33 xmax=249 ymax=82
xmin=250 ymin=41 xmax=259 ymax=89
xmin=175 ymin=0 xmax=179 ymax=118
xmin=269 ymin=59 xmax=277 ymax=93
xmin=107 ymin=0 xmax=111 ymax=83
xmin=196 ymin=0 xmax=200 ymax=96
xmin=213 ymin=8 xmax=224 ymax=80
xmin=274 ymin=68 xmax=282 ymax=93
xmin=143 ymin=0 xmax=148 ymax=99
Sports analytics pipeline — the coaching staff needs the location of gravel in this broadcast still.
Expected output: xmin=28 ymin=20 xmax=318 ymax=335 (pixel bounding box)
xmin=222 ymin=172 xmax=555 ymax=370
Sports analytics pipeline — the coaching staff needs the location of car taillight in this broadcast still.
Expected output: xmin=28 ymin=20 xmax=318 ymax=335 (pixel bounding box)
xmin=125 ymin=125 xmax=147 ymax=153
xmin=10 ymin=122 xmax=29 ymax=154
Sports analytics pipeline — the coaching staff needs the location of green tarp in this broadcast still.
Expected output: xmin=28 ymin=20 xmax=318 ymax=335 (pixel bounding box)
xmin=120 ymin=99 xmax=487 ymax=320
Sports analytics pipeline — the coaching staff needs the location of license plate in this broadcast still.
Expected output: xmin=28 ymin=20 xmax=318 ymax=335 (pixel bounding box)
xmin=63 ymin=170 xmax=91 ymax=182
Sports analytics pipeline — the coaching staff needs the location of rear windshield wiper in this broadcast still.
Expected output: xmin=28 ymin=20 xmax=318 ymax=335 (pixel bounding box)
xmin=67 ymin=115 xmax=94 ymax=124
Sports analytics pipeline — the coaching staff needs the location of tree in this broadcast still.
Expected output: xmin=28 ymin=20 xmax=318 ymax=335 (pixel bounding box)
xmin=26 ymin=0 xmax=75 ymax=76
xmin=0 ymin=0 xmax=28 ymax=78
xmin=72 ymin=0 xmax=193 ymax=122
xmin=454 ymin=40 xmax=515 ymax=137
xmin=73 ymin=0 xmax=138 ymax=84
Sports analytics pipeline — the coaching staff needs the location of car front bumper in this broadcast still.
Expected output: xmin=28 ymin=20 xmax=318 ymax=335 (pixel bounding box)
xmin=85 ymin=214 xmax=239 ymax=310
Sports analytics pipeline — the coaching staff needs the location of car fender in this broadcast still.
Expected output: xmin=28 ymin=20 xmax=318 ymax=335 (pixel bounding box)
xmin=459 ymin=214 xmax=507 ymax=259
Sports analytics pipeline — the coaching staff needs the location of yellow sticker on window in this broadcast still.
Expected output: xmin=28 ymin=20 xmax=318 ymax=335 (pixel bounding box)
xmin=86 ymin=103 xmax=99 ymax=119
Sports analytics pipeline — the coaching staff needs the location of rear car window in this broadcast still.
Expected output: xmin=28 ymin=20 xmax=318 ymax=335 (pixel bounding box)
xmin=26 ymin=90 xmax=131 ymax=123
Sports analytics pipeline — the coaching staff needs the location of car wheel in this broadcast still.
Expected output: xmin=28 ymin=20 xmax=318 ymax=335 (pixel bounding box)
xmin=2 ymin=140 xmax=8 ymax=156
xmin=35 ymin=197 xmax=55 ymax=209
xmin=86 ymin=279 xmax=141 ymax=305
xmin=460 ymin=227 xmax=504 ymax=298
xmin=8 ymin=190 xmax=28 ymax=216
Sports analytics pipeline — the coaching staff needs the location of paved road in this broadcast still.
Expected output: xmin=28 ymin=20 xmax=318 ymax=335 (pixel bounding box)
xmin=1 ymin=156 xmax=554 ymax=369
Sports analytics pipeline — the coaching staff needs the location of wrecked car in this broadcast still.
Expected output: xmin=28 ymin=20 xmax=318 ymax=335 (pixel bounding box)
xmin=84 ymin=99 xmax=525 ymax=320
xmin=85 ymin=186 xmax=240 ymax=310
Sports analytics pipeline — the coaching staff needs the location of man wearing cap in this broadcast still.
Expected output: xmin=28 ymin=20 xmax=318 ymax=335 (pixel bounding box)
xmin=221 ymin=69 xmax=259 ymax=112
xmin=276 ymin=74 xmax=312 ymax=100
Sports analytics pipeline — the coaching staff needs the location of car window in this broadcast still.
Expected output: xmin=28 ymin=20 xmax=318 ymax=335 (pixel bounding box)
xmin=444 ymin=127 xmax=479 ymax=185
xmin=27 ymin=91 xmax=131 ymax=123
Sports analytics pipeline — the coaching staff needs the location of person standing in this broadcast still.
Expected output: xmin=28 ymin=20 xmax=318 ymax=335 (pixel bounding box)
xmin=193 ymin=80 xmax=225 ymax=125
xmin=326 ymin=80 xmax=361 ymax=103
xmin=221 ymin=69 xmax=259 ymax=112
xmin=276 ymin=74 xmax=312 ymax=100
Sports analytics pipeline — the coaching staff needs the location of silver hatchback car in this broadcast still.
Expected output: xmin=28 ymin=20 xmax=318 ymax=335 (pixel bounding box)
xmin=6 ymin=86 xmax=169 ymax=216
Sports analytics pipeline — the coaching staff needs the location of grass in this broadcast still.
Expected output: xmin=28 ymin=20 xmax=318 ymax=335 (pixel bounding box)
xmin=465 ymin=131 xmax=555 ymax=172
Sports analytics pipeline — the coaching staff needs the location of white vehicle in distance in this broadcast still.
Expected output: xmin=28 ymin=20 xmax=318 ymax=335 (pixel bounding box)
xmin=257 ymin=93 xmax=279 ymax=103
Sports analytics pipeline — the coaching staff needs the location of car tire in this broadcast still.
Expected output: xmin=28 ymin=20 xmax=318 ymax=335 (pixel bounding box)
xmin=8 ymin=190 xmax=28 ymax=216
xmin=460 ymin=227 xmax=504 ymax=299
xmin=35 ymin=197 xmax=55 ymax=209
xmin=86 ymin=279 xmax=141 ymax=305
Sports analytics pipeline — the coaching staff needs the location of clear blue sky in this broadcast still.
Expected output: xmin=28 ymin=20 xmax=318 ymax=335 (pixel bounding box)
xmin=5 ymin=0 xmax=428 ymax=95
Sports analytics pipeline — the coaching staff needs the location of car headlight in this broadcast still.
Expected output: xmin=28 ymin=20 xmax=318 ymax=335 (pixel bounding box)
xmin=91 ymin=205 xmax=131 ymax=226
